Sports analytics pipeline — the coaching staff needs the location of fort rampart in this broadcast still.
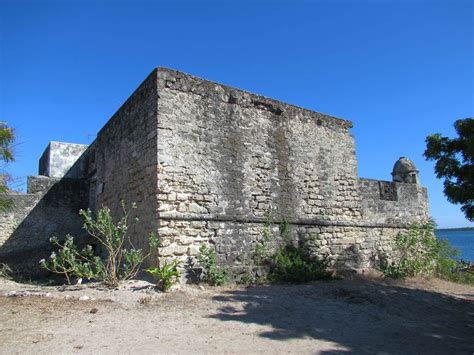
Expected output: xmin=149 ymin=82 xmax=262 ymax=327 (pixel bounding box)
xmin=0 ymin=68 xmax=430 ymax=279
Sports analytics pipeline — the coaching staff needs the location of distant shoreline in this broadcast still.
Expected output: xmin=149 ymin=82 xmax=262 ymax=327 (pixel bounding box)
xmin=436 ymin=227 xmax=474 ymax=232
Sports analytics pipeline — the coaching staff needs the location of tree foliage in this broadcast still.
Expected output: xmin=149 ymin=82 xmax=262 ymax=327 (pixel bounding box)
xmin=424 ymin=118 xmax=474 ymax=221
xmin=0 ymin=122 xmax=15 ymax=212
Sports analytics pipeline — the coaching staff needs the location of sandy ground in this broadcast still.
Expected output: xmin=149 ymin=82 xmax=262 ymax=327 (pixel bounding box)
xmin=0 ymin=275 xmax=473 ymax=354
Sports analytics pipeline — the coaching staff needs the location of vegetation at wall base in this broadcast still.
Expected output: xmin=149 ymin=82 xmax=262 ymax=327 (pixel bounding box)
xmin=197 ymin=244 xmax=230 ymax=286
xmin=436 ymin=257 xmax=474 ymax=284
xmin=380 ymin=220 xmax=473 ymax=284
xmin=255 ymin=219 xmax=333 ymax=284
xmin=268 ymin=243 xmax=333 ymax=283
xmin=147 ymin=260 xmax=181 ymax=292
xmin=40 ymin=202 xmax=159 ymax=287
xmin=40 ymin=235 xmax=101 ymax=285
xmin=254 ymin=220 xmax=272 ymax=263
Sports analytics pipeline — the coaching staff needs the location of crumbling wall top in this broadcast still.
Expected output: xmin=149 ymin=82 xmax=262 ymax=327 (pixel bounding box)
xmin=155 ymin=67 xmax=353 ymax=131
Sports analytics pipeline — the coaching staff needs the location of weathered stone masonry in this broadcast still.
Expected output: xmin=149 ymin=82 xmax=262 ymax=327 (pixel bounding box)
xmin=0 ymin=68 xmax=430 ymax=278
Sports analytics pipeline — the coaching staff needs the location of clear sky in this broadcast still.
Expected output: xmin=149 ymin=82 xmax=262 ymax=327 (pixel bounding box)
xmin=1 ymin=0 xmax=472 ymax=228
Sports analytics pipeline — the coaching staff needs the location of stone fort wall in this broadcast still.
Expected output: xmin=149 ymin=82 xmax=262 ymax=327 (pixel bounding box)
xmin=151 ymin=69 xmax=429 ymax=276
xmin=87 ymin=71 xmax=159 ymax=251
xmin=0 ymin=68 xmax=430 ymax=278
xmin=0 ymin=176 xmax=89 ymax=276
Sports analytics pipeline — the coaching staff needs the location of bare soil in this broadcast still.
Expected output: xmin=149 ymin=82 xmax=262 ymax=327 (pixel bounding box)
xmin=1 ymin=275 xmax=473 ymax=354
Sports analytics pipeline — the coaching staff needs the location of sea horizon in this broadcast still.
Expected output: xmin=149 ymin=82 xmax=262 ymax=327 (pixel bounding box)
xmin=436 ymin=227 xmax=474 ymax=231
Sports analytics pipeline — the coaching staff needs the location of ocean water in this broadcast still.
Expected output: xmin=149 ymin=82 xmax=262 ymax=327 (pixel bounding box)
xmin=435 ymin=230 xmax=474 ymax=262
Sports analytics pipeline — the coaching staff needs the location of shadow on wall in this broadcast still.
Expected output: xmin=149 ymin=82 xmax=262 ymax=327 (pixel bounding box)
xmin=0 ymin=175 xmax=90 ymax=281
xmin=209 ymin=279 xmax=474 ymax=353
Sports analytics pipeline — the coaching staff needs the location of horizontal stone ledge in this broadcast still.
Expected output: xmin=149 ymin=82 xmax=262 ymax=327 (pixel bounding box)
xmin=157 ymin=213 xmax=416 ymax=230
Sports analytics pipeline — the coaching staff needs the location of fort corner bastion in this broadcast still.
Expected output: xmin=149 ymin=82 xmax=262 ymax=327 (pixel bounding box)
xmin=0 ymin=68 xmax=430 ymax=280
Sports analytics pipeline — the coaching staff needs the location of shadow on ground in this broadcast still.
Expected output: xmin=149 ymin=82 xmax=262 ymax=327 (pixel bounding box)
xmin=209 ymin=279 xmax=474 ymax=354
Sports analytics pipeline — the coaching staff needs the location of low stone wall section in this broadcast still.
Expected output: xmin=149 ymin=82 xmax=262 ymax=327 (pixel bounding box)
xmin=358 ymin=178 xmax=430 ymax=225
xmin=156 ymin=216 xmax=405 ymax=280
xmin=0 ymin=177 xmax=89 ymax=277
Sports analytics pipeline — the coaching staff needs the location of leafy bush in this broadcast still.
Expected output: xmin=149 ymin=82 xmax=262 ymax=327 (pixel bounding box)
xmin=41 ymin=202 xmax=159 ymax=287
xmin=435 ymin=241 xmax=474 ymax=284
xmin=269 ymin=243 xmax=332 ymax=283
xmin=255 ymin=220 xmax=333 ymax=283
xmin=433 ymin=238 xmax=459 ymax=279
xmin=40 ymin=235 xmax=100 ymax=284
xmin=147 ymin=260 xmax=181 ymax=291
xmin=238 ymin=270 xmax=256 ymax=285
xmin=381 ymin=221 xmax=440 ymax=279
xmin=380 ymin=220 xmax=439 ymax=279
xmin=451 ymin=260 xmax=474 ymax=284
xmin=197 ymin=244 xmax=229 ymax=286
xmin=380 ymin=220 xmax=473 ymax=284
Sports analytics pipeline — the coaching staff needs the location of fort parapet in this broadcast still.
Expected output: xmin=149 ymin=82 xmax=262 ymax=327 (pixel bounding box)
xmin=0 ymin=68 xmax=430 ymax=279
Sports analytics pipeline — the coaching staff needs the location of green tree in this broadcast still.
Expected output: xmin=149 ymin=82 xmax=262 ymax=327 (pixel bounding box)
xmin=424 ymin=118 xmax=473 ymax=221
xmin=0 ymin=122 xmax=15 ymax=212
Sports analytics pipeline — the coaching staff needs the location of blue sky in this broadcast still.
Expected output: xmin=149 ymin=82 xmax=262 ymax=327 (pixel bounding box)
xmin=1 ymin=0 xmax=472 ymax=228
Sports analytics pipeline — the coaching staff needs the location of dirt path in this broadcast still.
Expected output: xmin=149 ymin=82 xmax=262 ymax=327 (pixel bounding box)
xmin=1 ymin=277 xmax=473 ymax=354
